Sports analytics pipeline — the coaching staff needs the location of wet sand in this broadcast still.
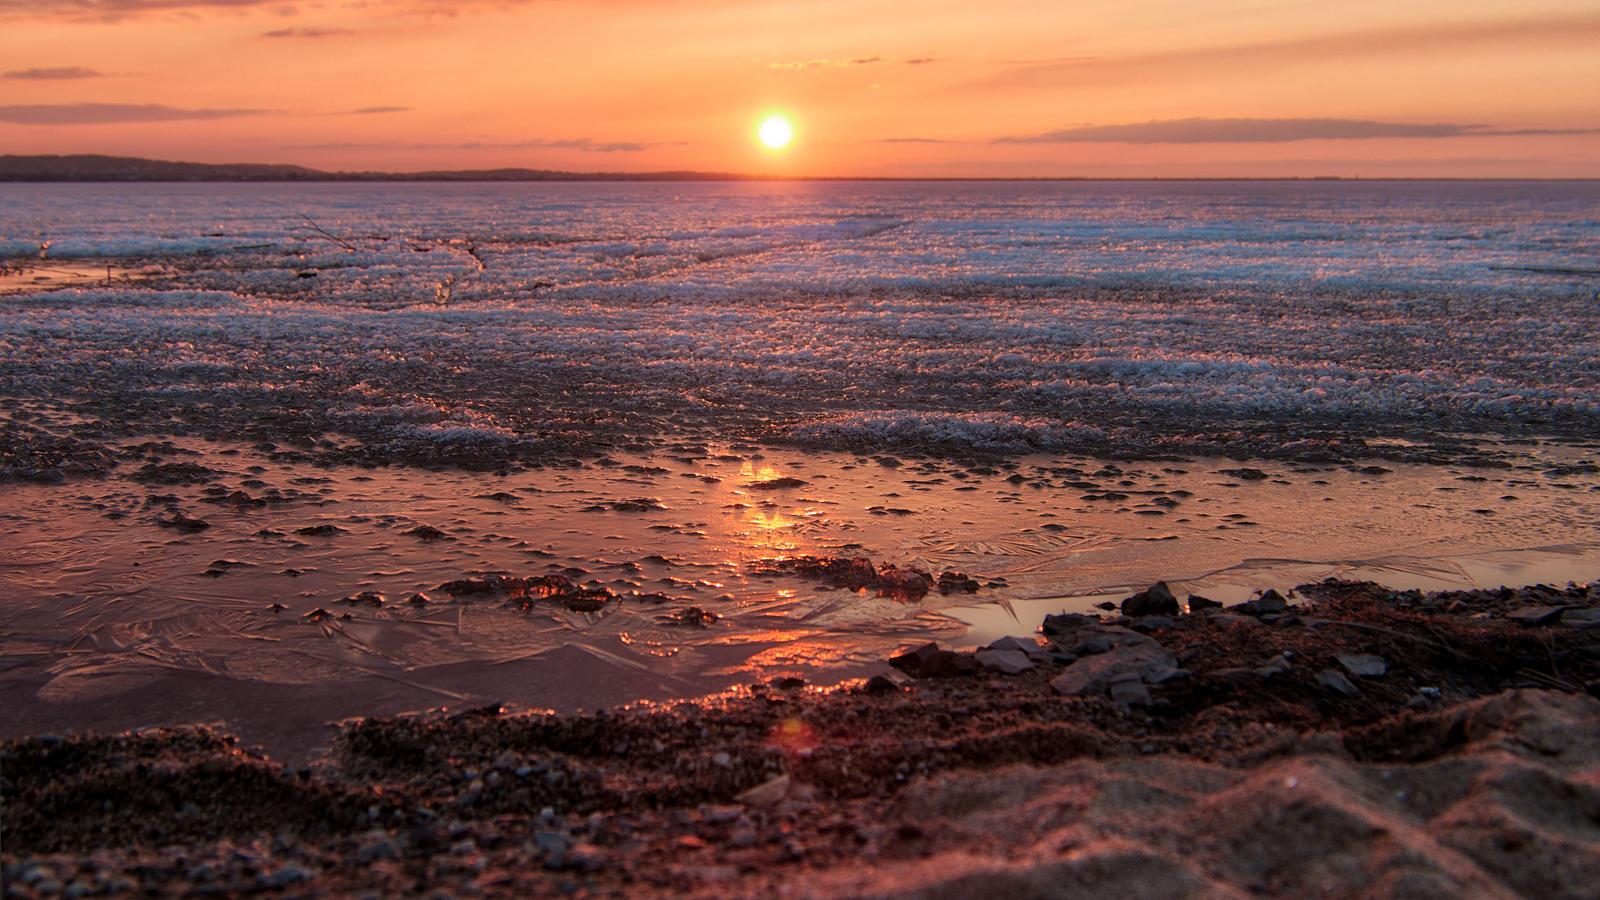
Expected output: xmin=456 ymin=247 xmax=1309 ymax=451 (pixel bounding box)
xmin=4 ymin=425 xmax=1600 ymax=763
xmin=7 ymin=578 xmax=1600 ymax=899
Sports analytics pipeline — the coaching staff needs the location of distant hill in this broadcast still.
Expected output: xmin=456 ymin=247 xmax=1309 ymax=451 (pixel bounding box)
xmin=0 ymin=154 xmax=757 ymax=182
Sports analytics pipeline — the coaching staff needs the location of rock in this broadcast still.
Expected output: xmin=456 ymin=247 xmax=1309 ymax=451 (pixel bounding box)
xmin=1108 ymin=676 xmax=1153 ymax=707
xmin=1316 ymin=668 xmax=1362 ymax=696
xmin=1562 ymin=608 xmax=1600 ymax=626
xmin=157 ymin=511 xmax=210 ymax=531
xmin=1218 ymin=467 xmax=1269 ymax=480
xmin=1041 ymin=613 xmax=1098 ymax=635
xmin=1256 ymin=653 xmax=1293 ymax=677
xmin=1095 ymin=601 xmax=1118 ymax=611
xmin=1122 ymin=581 xmax=1180 ymax=616
xmin=256 ymin=867 xmax=310 ymax=888
xmin=987 ymin=636 xmax=1042 ymax=653
xmin=1144 ymin=666 xmax=1190 ymax=684
xmin=1336 ymin=653 xmax=1388 ymax=677
xmin=1050 ymin=640 xmax=1177 ymax=697
xmin=1186 ymin=594 xmax=1222 ymax=611
xmin=294 ymin=523 xmax=342 ymax=536
xmin=889 ymin=643 xmax=979 ymax=678
xmin=534 ymin=831 xmax=571 ymax=869
xmin=735 ymin=774 xmax=791 ymax=807
xmin=863 ymin=674 xmax=902 ymax=693
xmin=1507 ymin=606 xmax=1568 ymax=627
xmin=1129 ymin=616 xmax=1176 ymax=633
xmin=1229 ymin=590 xmax=1289 ymax=616
xmin=405 ymin=524 xmax=449 ymax=541
xmin=1213 ymin=667 xmax=1265 ymax=689
xmin=356 ymin=839 xmax=398 ymax=862
xmin=975 ymin=649 xmax=1035 ymax=674
xmin=1207 ymin=613 xmax=1261 ymax=628
xmin=937 ymin=571 xmax=981 ymax=594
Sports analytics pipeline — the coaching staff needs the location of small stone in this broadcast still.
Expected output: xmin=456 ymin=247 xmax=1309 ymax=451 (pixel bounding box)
xmin=1316 ymin=669 xmax=1362 ymax=696
xmin=1108 ymin=678 xmax=1153 ymax=707
xmin=1256 ymin=653 xmax=1293 ymax=677
xmin=534 ymin=831 xmax=571 ymax=869
xmin=1122 ymin=581 xmax=1180 ymax=616
xmin=863 ymin=674 xmax=901 ymax=693
xmin=1050 ymin=640 xmax=1176 ymax=696
xmin=986 ymin=636 xmax=1041 ymax=653
xmin=1129 ymin=616 xmax=1176 ymax=633
xmin=1229 ymin=590 xmax=1289 ymax=616
xmin=1336 ymin=653 xmax=1387 ymax=677
xmin=975 ymin=649 xmax=1034 ymax=674
xmin=1561 ymin=608 xmax=1600 ymax=626
xmin=1186 ymin=594 xmax=1222 ymax=611
xmin=735 ymin=774 xmax=791 ymax=807
xmin=888 ymin=643 xmax=978 ymax=678
xmin=158 ymin=511 xmax=210 ymax=531
xmin=1507 ymin=606 xmax=1568 ymax=627
xmin=1213 ymin=667 xmax=1264 ymax=689
xmin=1144 ymin=666 xmax=1190 ymax=684
xmin=256 ymin=867 xmax=310 ymax=888
xmin=1040 ymin=613 xmax=1098 ymax=635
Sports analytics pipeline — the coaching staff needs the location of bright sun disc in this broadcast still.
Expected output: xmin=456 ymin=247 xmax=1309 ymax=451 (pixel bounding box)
xmin=758 ymin=115 xmax=794 ymax=149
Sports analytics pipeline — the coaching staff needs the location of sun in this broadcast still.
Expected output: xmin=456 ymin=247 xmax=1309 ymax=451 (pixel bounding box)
xmin=758 ymin=114 xmax=794 ymax=150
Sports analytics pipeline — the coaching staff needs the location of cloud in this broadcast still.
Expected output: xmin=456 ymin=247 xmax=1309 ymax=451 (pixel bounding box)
xmin=980 ymin=14 xmax=1600 ymax=90
xmin=3 ymin=66 xmax=104 ymax=79
xmin=0 ymin=0 xmax=273 ymax=19
xmin=995 ymin=117 xmax=1599 ymax=144
xmin=770 ymin=57 xmax=884 ymax=71
xmin=0 ymin=103 xmax=268 ymax=124
xmin=281 ymin=137 xmax=669 ymax=152
xmin=262 ymin=27 xmax=356 ymax=38
xmin=346 ymin=106 xmax=410 ymax=115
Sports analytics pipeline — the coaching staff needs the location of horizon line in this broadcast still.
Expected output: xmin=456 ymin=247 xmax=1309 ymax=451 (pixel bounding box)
xmin=1 ymin=154 xmax=1598 ymax=183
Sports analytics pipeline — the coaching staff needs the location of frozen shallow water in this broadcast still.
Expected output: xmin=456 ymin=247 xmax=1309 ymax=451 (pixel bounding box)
xmin=2 ymin=180 xmax=1599 ymax=755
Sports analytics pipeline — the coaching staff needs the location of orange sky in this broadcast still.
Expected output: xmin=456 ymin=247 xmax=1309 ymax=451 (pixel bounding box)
xmin=2 ymin=0 xmax=1597 ymax=177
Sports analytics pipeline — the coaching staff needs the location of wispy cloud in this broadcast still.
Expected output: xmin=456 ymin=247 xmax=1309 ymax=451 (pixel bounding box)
xmin=0 ymin=103 xmax=268 ymax=124
xmin=262 ymin=27 xmax=356 ymax=38
xmin=770 ymin=57 xmax=884 ymax=71
xmin=980 ymin=14 xmax=1600 ymax=90
xmin=0 ymin=0 xmax=273 ymax=19
xmin=3 ymin=66 xmax=104 ymax=79
xmin=995 ymin=117 xmax=1599 ymax=144
xmin=345 ymin=106 xmax=411 ymax=115
xmin=281 ymin=137 xmax=671 ymax=152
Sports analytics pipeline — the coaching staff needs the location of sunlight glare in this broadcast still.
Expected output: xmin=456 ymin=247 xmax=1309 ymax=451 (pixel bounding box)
xmin=758 ymin=115 xmax=794 ymax=150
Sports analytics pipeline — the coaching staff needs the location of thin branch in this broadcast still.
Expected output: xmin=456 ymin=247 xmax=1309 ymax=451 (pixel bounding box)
xmin=298 ymin=214 xmax=359 ymax=253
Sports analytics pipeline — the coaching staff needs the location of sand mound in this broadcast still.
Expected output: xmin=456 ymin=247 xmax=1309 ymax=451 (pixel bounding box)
xmin=788 ymin=690 xmax=1600 ymax=900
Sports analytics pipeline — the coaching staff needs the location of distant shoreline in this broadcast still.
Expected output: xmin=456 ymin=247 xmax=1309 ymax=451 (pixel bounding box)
xmin=3 ymin=154 xmax=1597 ymax=183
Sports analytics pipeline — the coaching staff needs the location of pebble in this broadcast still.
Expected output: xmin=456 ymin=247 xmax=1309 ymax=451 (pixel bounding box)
xmin=1335 ymin=654 xmax=1388 ymax=677
xmin=974 ymin=649 xmax=1034 ymax=674
xmin=1315 ymin=669 xmax=1362 ymax=697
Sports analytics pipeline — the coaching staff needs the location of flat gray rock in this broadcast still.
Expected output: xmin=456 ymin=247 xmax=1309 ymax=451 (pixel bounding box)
xmin=1508 ymin=606 xmax=1568 ymax=627
xmin=975 ymin=649 xmax=1035 ymax=674
xmin=1336 ymin=653 xmax=1387 ymax=678
xmin=986 ymin=636 xmax=1042 ymax=653
xmin=1316 ymin=668 xmax=1362 ymax=696
xmin=1050 ymin=640 xmax=1176 ymax=697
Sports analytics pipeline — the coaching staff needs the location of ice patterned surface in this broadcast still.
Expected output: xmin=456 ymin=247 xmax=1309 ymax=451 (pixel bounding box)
xmin=0 ymin=180 xmax=1597 ymax=464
